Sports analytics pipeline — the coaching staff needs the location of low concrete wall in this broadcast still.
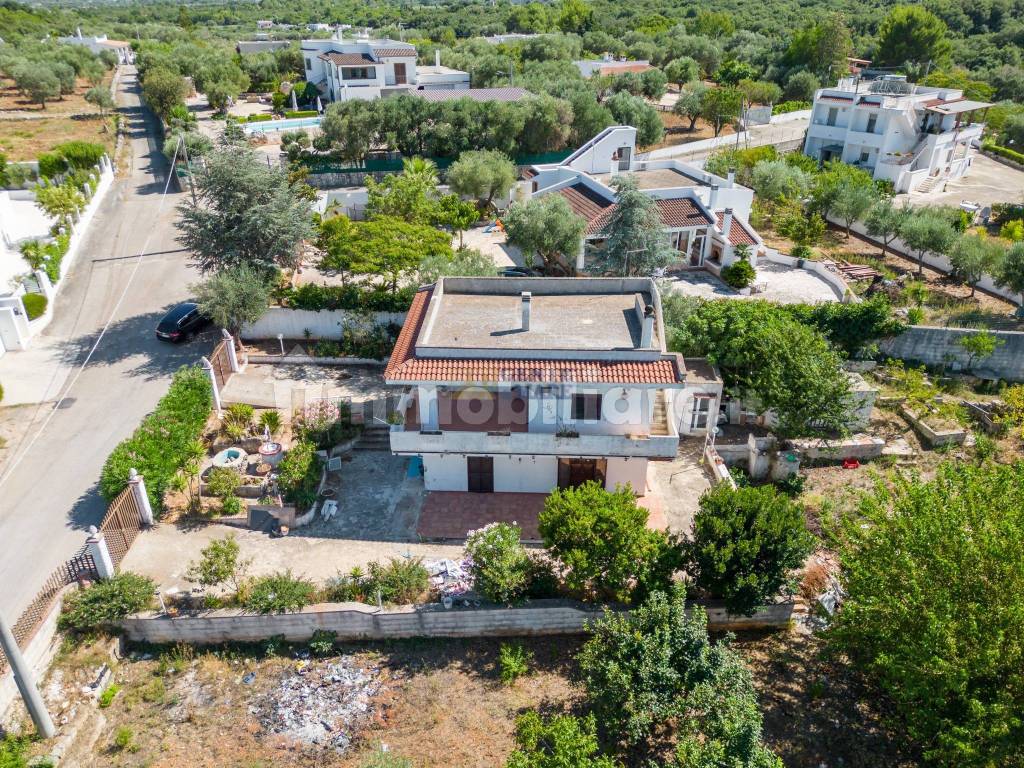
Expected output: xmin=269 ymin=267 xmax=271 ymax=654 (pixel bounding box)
xmin=120 ymin=599 xmax=797 ymax=644
xmin=246 ymin=354 xmax=386 ymax=366
xmin=899 ymin=404 xmax=968 ymax=447
xmin=1 ymin=588 xmax=68 ymax=722
xmin=241 ymin=307 xmax=406 ymax=340
xmin=881 ymin=325 xmax=1024 ymax=382
xmin=789 ymin=434 xmax=886 ymax=460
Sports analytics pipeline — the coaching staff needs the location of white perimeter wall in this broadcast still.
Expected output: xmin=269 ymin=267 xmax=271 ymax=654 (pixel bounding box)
xmin=241 ymin=307 xmax=407 ymax=339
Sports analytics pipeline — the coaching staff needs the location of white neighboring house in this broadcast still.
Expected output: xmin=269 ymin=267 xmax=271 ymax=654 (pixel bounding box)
xmin=301 ymin=34 xmax=469 ymax=102
xmin=523 ymin=126 xmax=763 ymax=275
xmin=386 ymin=277 xmax=723 ymax=495
xmin=803 ymin=75 xmax=992 ymax=194
xmin=56 ymin=30 xmax=133 ymax=64
xmin=574 ymin=54 xmax=652 ymax=78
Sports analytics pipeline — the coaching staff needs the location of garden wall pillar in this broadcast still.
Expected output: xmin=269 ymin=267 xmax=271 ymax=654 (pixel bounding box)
xmin=201 ymin=356 xmax=222 ymax=415
xmin=85 ymin=527 xmax=115 ymax=580
xmin=128 ymin=468 xmax=154 ymax=527
xmin=222 ymin=329 xmax=240 ymax=372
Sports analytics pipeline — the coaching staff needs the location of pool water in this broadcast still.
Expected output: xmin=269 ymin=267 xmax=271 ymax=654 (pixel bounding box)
xmin=243 ymin=116 xmax=323 ymax=134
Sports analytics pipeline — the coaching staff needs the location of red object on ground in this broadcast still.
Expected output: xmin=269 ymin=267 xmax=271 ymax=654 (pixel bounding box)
xmin=842 ymin=458 xmax=860 ymax=469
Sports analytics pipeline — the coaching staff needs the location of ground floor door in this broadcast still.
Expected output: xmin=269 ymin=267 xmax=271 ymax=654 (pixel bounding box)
xmin=557 ymin=458 xmax=606 ymax=489
xmin=467 ymin=456 xmax=494 ymax=493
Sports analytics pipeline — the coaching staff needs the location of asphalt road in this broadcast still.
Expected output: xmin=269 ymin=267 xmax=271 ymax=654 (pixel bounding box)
xmin=0 ymin=67 xmax=205 ymax=620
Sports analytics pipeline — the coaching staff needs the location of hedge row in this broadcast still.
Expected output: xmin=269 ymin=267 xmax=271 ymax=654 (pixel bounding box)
xmin=983 ymin=141 xmax=1024 ymax=165
xmin=22 ymin=292 xmax=47 ymax=321
xmin=772 ymin=100 xmax=811 ymax=115
xmin=245 ymin=114 xmax=275 ymax=123
xmin=37 ymin=141 xmax=106 ymax=179
xmin=99 ymin=365 xmax=212 ymax=514
xmin=278 ymin=283 xmax=415 ymax=313
xmin=284 ymin=110 xmax=318 ymax=119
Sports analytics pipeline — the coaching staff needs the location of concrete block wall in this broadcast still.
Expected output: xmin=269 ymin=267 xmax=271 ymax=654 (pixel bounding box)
xmin=119 ymin=599 xmax=797 ymax=645
xmin=881 ymin=326 xmax=1024 ymax=382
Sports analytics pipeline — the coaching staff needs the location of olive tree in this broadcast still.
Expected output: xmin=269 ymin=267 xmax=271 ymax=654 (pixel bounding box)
xmin=503 ymin=194 xmax=586 ymax=274
xmin=446 ymin=149 xmax=517 ymax=212
xmin=192 ymin=264 xmax=272 ymax=338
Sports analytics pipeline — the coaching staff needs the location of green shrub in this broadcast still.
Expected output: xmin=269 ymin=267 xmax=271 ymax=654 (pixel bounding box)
xmin=790 ymin=244 xmax=812 ymax=261
xmin=292 ymin=400 xmax=358 ymax=449
xmin=360 ymin=751 xmax=413 ymax=768
xmin=56 ymin=141 xmax=105 ymax=170
xmin=245 ymin=113 xmax=274 ymax=123
xmin=98 ymin=683 xmax=121 ymax=708
xmin=284 ymin=109 xmax=318 ymax=118
xmin=205 ymin=466 xmax=241 ymax=498
xmin=99 ymin=365 xmax=212 ymax=512
xmin=59 ymin=572 xmax=156 ymax=633
xmin=37 ymin=151 xmax=67 ymax=179
xmin=721 ymin=258 xmax=756 ymax=289
xmin=685 ymin=483 xmax=814 ymax=615
xmin=219 ymin=494 xmax=243 ymax=517
xmin=506 ymin=712 xmax=616 ymax=768
xmin=464 ymin=522 xmax=532 ymax=604
xmin=498 ymin=642 xmax=533 ymax=685
xmin=772 ymin=100 xmax=810 ymax=114
xmin=223 ymin=402 xmax=254 ymax=431
xmin=279 ymin=282 xmax=414 ymax=313
xmin=309 ymin=628 xmax=336 ymax=656
xmin=313 ymin=339 xmax=341 ymax=357
xmin=365 ymin=558 xmax=429 ymax=604
xmin=276 ymin=439 xmax=321 ymax=509
xmin=113 ymin=726 xmax=136 ymax=752
xmin=258 ymin=409 xmax=282 ymax=436
xmin=0 ymin=733 xmax=31 ymax=767
xmin=907 ymin=306 xmax=925 ymax=325
xmin=999 ymin=218 xmax=1024 ymax=241
xmin=983 ymin=140 xmax=1024 ymax=165
xmin=21 ymin=292 xmax=47 ymax=320
xmin=241 ymin=570 xmax=317 ymax=614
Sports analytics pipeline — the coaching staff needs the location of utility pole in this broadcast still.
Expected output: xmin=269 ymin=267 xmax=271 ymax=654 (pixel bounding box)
xmin=0 ymin=611 xmax=56 ymax=739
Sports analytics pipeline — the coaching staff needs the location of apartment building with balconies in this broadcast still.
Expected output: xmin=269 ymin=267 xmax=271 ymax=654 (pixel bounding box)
xmin=804 ymin=75 xmax=991 ymax=194
xmin=385 ymin=277 xmax=722 ymax=495
xmin=523 ymin=127 xmax=763 ymax=277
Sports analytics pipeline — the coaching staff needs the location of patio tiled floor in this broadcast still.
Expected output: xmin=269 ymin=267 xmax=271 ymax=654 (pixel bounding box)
xmin=417 ymin=489 xmax=667 ymax=542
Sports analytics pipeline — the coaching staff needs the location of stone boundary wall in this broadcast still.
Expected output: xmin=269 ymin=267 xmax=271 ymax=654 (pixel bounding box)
xmin=881 ymin=325 xmax=1024 ymax=382
xmin=120 ymin=599 xmax=798 ymax=645
xmin=0 ymin=588 xmax=69 ymax=722
xmin=241 ymin=307 xmax=407 ymax=340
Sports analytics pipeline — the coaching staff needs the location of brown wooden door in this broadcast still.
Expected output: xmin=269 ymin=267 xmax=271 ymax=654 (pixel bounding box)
xmin=557 ymin=458 xmax=606 ymax=489
xmin=467 ymin=456 xmax=494 ymax=493
xmin=394 ymin=63 xmax=407 ymax=85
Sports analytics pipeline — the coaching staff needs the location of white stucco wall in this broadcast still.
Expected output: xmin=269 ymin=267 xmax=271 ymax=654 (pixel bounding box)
xmin=494 ymin=455 xmax=558 ymax=493
xmin=604 ymin=457 xmax=648 ymax=494
xmin=423 ymin=453 xmax=468 ymax=491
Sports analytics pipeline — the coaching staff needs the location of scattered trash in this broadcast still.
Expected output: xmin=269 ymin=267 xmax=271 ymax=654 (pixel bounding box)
xmin=251 ymin=657 xmax=383 ymax=751
xmin=242 ymin=672 xmax=256 ymax=685
xmin=426 ymin=557 xmax=472 ymax=598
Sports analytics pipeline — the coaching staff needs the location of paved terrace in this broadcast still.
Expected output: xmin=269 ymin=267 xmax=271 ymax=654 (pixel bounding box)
xmin=666 ymin=261 xmax=844 ymax=304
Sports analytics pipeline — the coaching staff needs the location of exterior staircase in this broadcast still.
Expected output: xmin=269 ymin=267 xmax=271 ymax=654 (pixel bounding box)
xmin=916 ymin=174 xmax=943 ymax=193
xmin=355 ymin=423 xmax=392 ymax=451
xmin=650 ymin=391 xmax=670 ymax=436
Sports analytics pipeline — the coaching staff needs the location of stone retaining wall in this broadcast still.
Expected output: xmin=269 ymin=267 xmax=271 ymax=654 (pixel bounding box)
xmin=881 ymin=325 xmax=1024 ymax=382
xmin=120 ymin=599 xmax=798 ymax=645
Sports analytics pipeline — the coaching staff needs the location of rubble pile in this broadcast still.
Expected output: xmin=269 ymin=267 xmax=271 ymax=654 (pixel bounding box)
xmin=426 ymin=557 xmax=472 ymax=598
xmin=251 ymin=657 xmax=383 ymax=751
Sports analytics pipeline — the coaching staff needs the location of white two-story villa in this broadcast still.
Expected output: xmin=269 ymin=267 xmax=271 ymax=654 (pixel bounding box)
xmin=386 ymin=277 xmax=722 ymax=495
xmin=803 ymin=75 xmax=991 ymax=194
xmin=301 ymin=34 xmax=470 ymax=102
xmin=523 ymin=127 xmax=763 ymax=277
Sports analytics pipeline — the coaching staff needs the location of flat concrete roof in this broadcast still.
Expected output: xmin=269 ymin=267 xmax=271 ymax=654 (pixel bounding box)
xmin=422 ymin=291 xmax=656 ymax=351
xmin=592 ymin=167 xmax=699 ymax=190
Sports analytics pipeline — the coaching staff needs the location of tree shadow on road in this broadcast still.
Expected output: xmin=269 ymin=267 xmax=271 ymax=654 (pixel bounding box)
xmin=55 ymin=304 xmax=219 ymax=383
xmin=66 ymin=480 xmax=109 ymax=533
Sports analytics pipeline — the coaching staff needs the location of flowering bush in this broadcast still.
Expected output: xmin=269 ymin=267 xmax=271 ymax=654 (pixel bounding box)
xmin=292 ymin=399 xmax=359 ymax=449
xmin=464 ymin=522 xmax=532 ymax=604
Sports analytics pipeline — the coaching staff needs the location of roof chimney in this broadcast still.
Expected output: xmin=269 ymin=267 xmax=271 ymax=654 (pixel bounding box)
xmin=721 ymin=208 xmax=734 ymax=242
xmin=521 ymin=291 xmax=532 ymax=331
xmin=709 ymin=184 xmax=719 ymax=208
xmin=641 ymin=305 xmax=655 ymax=347
xmin=435 ymin=49 xmax=441 ymax=67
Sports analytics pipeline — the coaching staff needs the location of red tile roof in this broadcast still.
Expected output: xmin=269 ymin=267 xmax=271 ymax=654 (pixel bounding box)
xmin=384 ymin=285 xmax=686 ymax=385
xmin=716 ymin=212 xmax=758 ymax=246
xmin=321 ymin=52 xmax=375 ymax=66
xmin=557 ymin=186 xmax=712 ymax=236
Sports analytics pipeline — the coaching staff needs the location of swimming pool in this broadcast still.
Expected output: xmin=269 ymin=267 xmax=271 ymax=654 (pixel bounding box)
xmin=242 ymin=115 xmax=323 ymax=134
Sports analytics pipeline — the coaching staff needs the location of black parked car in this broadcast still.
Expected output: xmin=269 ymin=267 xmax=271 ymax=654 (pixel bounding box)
xmin=500 ymin=266 xmax=541 ymax=277
xmin=156 ymin=302 xmax=210 ymax=342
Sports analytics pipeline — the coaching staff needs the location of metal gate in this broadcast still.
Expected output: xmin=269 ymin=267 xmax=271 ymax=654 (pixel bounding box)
xmin=99 ymin=486 xmax=143 ymax=567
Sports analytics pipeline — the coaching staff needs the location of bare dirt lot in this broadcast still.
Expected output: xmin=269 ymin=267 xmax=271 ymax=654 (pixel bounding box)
xmin=26 ymin=629 xmax=916 ymax=768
